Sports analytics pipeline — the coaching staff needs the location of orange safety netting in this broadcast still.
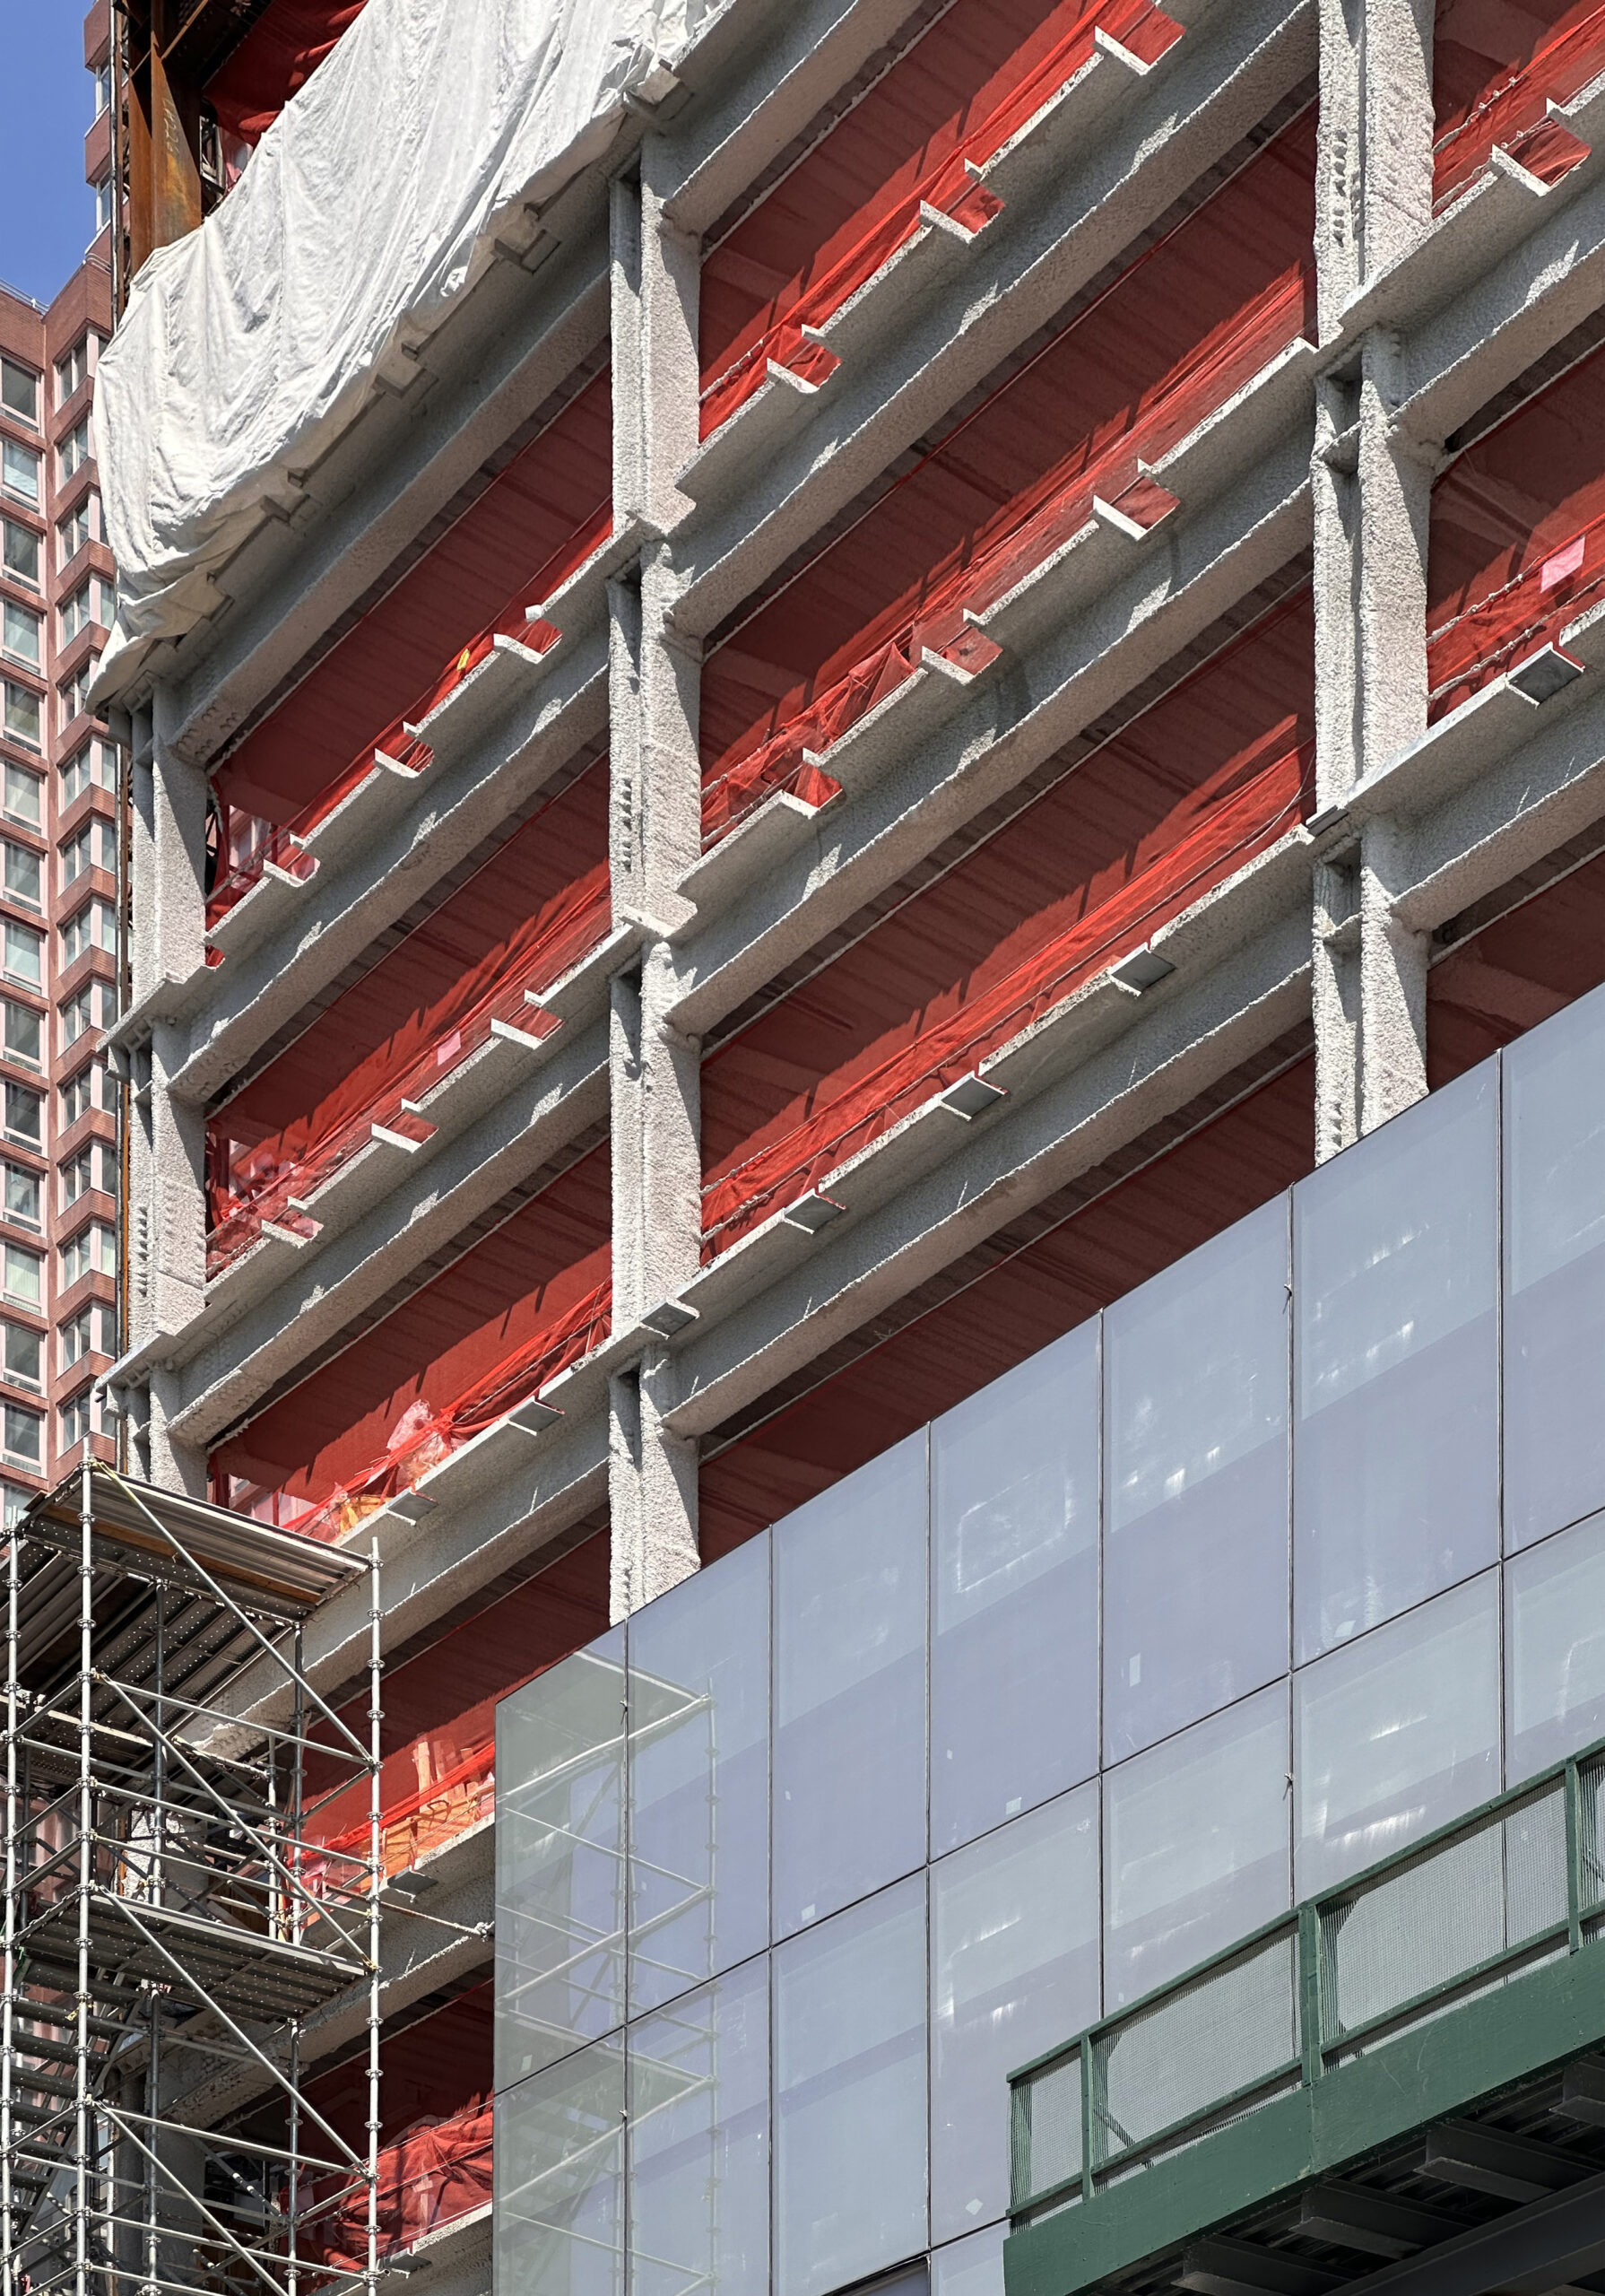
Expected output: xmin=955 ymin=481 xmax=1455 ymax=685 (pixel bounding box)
xmin=206 ymin=500 xmax=610 ymax=927
xmin=1427 ymin=338 xmax=1605 ymax=718
xmin=700 ymin=590 xmax=1315 ymax=1256
xmin=698 ymin=0 xmax=1182 ymax=436
xmin=304 ymin=1691 xmax=501 ymax=1892
xmin=1434 ymin=0 xmax=1605 ymax=208
xmin=205 ymin=763 xmax=611 ymax=1277
xmin=214 ymin=1145 xmax=612 ymax=1538
xmin=301 ymin=2099 xmax=493 ymax=2273
xmin=699 ymin=110 xmax=1317 ymax=849
xmin=205 ymin=1 xmax=369 ymax=146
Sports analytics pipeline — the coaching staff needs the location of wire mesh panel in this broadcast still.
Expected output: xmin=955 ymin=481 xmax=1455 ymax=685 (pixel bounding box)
xmin=1318 ymin=1781 xmax=1567 ymax=2048
xmin=1093 ymin=1930 xmax=1297 ymax=2168
xmin=1015 ymin=2051 xmax=1082 ymax=2207
xmin=1578 ymin=1752 xmax=1605 ymax=1919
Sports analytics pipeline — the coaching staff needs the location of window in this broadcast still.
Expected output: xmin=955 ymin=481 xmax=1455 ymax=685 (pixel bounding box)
xmin=1 ymin=439 xmax=39 ymax=506
xmin=93 ymin=177 xmax=115 ymax=236
xmin=3 ymin=682 xmax=41 ymax=749
xmin=3 ymin=1403 xmax=40 ymax=1466
xmin=57 ymin=494 xmax=95 ymax=564
xmin=56 ymin=339 xmax=89 ymax=404
xmin=1 ymin=601 xmax=39 ymax=667
xmin=57 ymin=417 xmax=91 ymax=483
xmin=4 ymin=1083 xmax=40 ymax=1145
xmin=60 ymin=899 xmax=116 ymax=967
xmin=4 ymin=1163 xmax=39 ymax=1228
xmin=60 ymin=1222 xmax=115 ymax=1286
xmin=60 ymin=1064 xmax=105 ymax=1127
xmin=59 ymin=585 xmax=94 ymax=645
xmin=2 ymin=517 xmax=39 ymax=587
xmin=60 ymin=978 xmax=116 ymax=1051
xmin=3 ymin=841 xmax=39 ymax=909
xmin=0 ymin=1321 xmax=41 ymax=1392
xmin=61 ymin=738 xmax=117 ymax=805
xmin=92 ymin=65 xmax=110 ymax=117
xmin=58 ymin=657 xmax=100 ymax=730
xmin=0 ymin=1483 xmax=30 ymax=1528
xmin=1 ymin=999 xmax=40 ymax=1069
xmin=3 ymin=763 xmax=39 ymax=826
xmin=0 ymin=360 xmax=39 ymax=428
xmin=60 ymin=1140 xmax=111 ymax=1207
xmin=3 ymin=920 xmax=41 ymax=987
xmin=3 ymin=1242 xmax=39 ymax=1305
xmin=61 ymin=1300 xmax=112 ymax=1370
xmin=61 ymin=816 xmax=116 ymax=885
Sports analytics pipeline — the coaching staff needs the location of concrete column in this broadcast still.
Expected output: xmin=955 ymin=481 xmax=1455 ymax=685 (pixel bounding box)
xmin=136 ymin=683 xmax=209 ymax=1495
xmin=1311 ymin=0 xmax=1436 ymax=1152
xmin=606 ymin=148 xmax=704 ymax=1620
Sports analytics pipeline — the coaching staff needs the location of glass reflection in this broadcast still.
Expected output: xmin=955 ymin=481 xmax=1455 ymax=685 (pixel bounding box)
xmin=495 ymin=2037 xmax=624 ymax=2296
xmin=629 ymin=1961 xmax=768 ymax=2296
xmin=1506 ymin=1515 xmax=1605 ymax=1782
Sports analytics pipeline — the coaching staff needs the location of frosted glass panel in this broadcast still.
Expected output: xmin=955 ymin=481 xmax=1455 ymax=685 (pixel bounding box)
xmin=933 ymin=2225 xmax=1004 ymax=2296
xmin=773 ymin=1433 xmax=927 ymax=1935
xmin=932 ymin=1325 xmax=1098 ymax=1851
xmin=496 ymin=2038 xmax=624 ymax=2296
xmin=1294 ymin=1571 xmax=1499 ymax=1894
xmin=1506 ymin=1516 xmax=1605 ymax=1781
xmin=931 ymin=1787 xmax=1099 ymax=2241
xmin=1295 ymin=1066 xmax=1498 ymax=1661
xmin=1505 ymin=985 xmax=1605 ymax=1549
xmin=629 ymin=1961 xmax=768 ymax=2296
xmin=1104 ymin=1683 xmax=1289 ymax=2006
xmin=774 ymin=1875 xmax=927 ymax=2296
xmin=1106 ymin=1202 xmax=1289 ymax=1759
xmin=497 ymin=1632 xmax=627 ymax=2088
xmin=629 ymin=1533 xmax=768 ymax=2011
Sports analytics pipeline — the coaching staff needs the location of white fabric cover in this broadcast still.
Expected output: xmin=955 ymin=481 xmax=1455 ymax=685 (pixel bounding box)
xmin=96 ymin=0 xmax=719 ymax=684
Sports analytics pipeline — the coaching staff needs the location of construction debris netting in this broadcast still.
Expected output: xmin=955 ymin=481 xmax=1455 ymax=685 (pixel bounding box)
xmin=698 ymin=109 xmax=1317 ymax=847
xmin=1427 ymin=340 xmax=1605 ymax=717
xmin=208 ymin=366 xmax=612 ymax=922
xmin=1433 ymin=0 xmax=1605 ymax=207
xmin=698 ymin=0 xmax=1184 ymax=437
xmin=698 ymin=1058 xmax=1317 ymax=1557
xmin=94 ymin=0 xmax=724 ymax=675
xmin=700 ymin=591 xmax=1315 ymax=1256
xmin=205 ymin=761 xmax=611 ymax=1275
xmin=1427 ymin=847 xmax=1605 ymax=1085
xmin=213 ymin=1145 xmax=612 ymax=1536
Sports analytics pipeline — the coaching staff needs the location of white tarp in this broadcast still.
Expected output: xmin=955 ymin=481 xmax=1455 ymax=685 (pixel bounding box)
xmin=95 ymin=0 xmax=723 ymax=690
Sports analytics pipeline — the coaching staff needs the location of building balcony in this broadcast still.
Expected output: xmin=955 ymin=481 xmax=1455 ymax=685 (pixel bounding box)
xmin=1008 ymin=1747 xmax=1605 ymax=2296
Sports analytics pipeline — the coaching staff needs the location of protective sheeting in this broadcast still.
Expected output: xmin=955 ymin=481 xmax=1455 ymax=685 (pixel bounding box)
xmin=214 ymin=1146 xmax=612 ymax=1536
xmin=1427 ymin=849 xmax=1605 ymax=1085
xmin=205 ymin=761 xmax=610 ymax=1275
xmin=701 ymin=591 xmax=1314 ymax=1255
xmin=698 ymin=0 xmax=1182 ymax=436
xmin=213 ymin=368 xmax=612 ymax=828
xmin=1434 ymin=0 xmax=1605 ymax=208
xmin=699 ymin=1057 xmax=1315 ymax=1558
xmin=1427 ymin=342 xmax=1605 ymax=718
xmin=699 ymin=110 xmax=1317 ymax=845
xmin=96 ymin=0 xmax=718 ymax=670
xmin=206 ymin=1 xmax=369 ymax=147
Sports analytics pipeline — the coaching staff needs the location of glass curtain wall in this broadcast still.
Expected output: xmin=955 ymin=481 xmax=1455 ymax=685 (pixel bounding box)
xmin=496 ymin=973 xmax=1605 ymax=2296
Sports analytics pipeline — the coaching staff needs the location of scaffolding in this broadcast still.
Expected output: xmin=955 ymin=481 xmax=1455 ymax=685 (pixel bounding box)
xmin=1 ymin=1462 xmax=383 ymax=2296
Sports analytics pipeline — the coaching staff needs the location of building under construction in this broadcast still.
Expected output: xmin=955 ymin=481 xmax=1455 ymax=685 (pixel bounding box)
xmin=39 ymin=0 xmax=1605 ymax=2293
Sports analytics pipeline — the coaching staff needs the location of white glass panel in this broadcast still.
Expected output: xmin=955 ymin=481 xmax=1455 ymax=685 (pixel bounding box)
xmin=933 ymin=1324 xmax=1098 ymax=1852
xmin=1505 ymin=984 xmax=1605 ymax=1550
xmin=496 ymin=1633 xmax=628 ymax=2088
xmin=1106 ymin=1201 xmax=1289 ymax=1760
xmin=1105 ymin=1683 xmax=1289 ymax=2007
xmin=1506 ymin=1516 xmax=1605 ymax=1782
xmin=496 ymin=2039 xmax=624 ymax=2296
xmin=931 ymin=1786 xmax=1099 ymax=2241
xmin=774 ymin=1875 xmax=927 ymax=2296
xmin=773 ymin=1433 xmax=927 ymax=1935
xmin=933 ymin=2225 xmax=1004 ymax=2296
xmin=629 ymin=1533 xmax=768 ymax=2012
xmin=1295 ymin=1066 xmax=1497 ymax=1661
xmin=1294 ymin=1571 xmax=1499 ymax=1894
xmin=628 ymin=1961 xmax=768 ymax=2296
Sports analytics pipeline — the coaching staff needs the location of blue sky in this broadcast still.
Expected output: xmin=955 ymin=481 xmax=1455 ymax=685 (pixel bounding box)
xmin=0 ymin=0 xmax=102 ymax=309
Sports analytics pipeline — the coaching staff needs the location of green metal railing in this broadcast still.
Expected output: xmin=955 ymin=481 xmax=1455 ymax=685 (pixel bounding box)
xmin=1010 ymin=1737 xmax=1605 ymax=2220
